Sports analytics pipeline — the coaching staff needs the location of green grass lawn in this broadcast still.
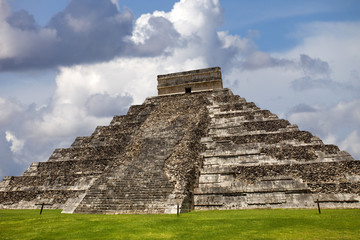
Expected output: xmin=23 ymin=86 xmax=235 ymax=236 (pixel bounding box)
xmin=0 ymin=209 xmax=359 ymax=240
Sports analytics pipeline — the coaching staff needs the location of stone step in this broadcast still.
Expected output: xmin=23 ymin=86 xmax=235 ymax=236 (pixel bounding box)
xmin=48 ymin=145 xmax=125 ymax=162
xmin=206 ymin=130 xmax=313 ymax=144
xmin=109 ymin=115 xmax=126 ymax=126
xmin=3 ymin=175 xmax=99 ymax=189
xmin=202 ymin=155 xmax=275 ymax=167
xmin=22 ymin=159 xmax=112 ymax=176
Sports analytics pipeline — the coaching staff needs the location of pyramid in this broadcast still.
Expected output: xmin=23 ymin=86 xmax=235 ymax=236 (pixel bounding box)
xmin=1 ymin=67 xmax=359 ymax=214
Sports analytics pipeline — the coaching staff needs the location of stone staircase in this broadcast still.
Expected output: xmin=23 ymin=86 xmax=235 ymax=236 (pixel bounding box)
xmin=74 ymin=92 xmax=212 ymax=214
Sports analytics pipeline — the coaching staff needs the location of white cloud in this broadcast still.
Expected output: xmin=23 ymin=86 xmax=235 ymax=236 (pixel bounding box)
xmin=65 ymin=14 xmax=91 ymax=33
xmin=299 ymin=54 xmax=330 ymax=77
xmin=168 ymin=0 xmax=224 ymax=37
xmin=0 ymin=0 xmax=134 ymax=70
xmin=341 ymin=131 xmax=360 ymax=159
xmin=110 ymin=0 xmax=120 ymax=11
xmin=5 ymin=131 xmax=24 ymax=154
xmin=288 ymin=99 xmax=360 ymax=159
xmin=0 ymin=97 xmax=23 ymax=125
xmin=0 ymin=0 xmax=10 ymax=20
xmin=0 ymin=0 xmax=57 ymax=62
xmin=282 ymin=21 xmax=360 ymax=84
xmin=86 ymin=93 xmax=133 ymax=117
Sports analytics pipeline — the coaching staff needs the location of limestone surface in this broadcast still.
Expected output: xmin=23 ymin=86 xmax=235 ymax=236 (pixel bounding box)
xmin=0 ymin=68 xmax=359 ymax=213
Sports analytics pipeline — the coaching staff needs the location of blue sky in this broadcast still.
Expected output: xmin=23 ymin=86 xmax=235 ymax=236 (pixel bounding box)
xmin=9 ymin=0 xmax=360 ymax=52
xmin=0 ymin=0 xmax=359 ymax=180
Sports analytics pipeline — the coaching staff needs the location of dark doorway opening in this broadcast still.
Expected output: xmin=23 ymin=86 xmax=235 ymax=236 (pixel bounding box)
xmin=185 ymin=87 xmax=192 ymax=93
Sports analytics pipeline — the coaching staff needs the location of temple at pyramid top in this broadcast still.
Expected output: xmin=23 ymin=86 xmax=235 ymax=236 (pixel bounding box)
xmin=157 ymin=66 xmax=223 ymax=95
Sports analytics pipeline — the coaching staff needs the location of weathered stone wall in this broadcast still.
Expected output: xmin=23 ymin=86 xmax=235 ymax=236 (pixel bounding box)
xmin=233 ymin=161 xmax=360 ymax=193
xmin=193 ymin=89 xmax=360 ymax=210
xmin=157 ymin=67 xmax=223 ymax=95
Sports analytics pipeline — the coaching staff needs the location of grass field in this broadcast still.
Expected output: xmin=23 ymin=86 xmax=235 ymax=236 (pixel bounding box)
xmin=0 ymin=209 xmax=359 ymax=239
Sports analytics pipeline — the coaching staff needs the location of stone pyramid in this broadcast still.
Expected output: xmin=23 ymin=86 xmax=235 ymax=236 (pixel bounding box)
xmin=1 ymin=67 xmax=359 ymax=214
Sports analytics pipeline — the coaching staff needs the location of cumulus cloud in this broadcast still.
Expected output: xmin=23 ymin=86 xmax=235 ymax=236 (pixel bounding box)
xmin=0 ymin=0 xmax=293 ymax=72
xmin=0 ymin=0 xmax=134 ymax=71
xmin=130 ymin=15 xmax=182 ymax=56
xmin=0 ymin=131 xmax=19 ymax=178
xmin=340 ymin=131 xmax=360 ymax=159
xmin=288 ymin=99 xmax=360 ymax=159
xmin=291 ymin=77 xmax=334 ymax=91
xmin=289 ymin=104 xmax=317 ymax=114
xmin=5 ymin=131 xmax=24 ymax=154
xmin=86 ymin=93 xmax=133 ymax=117
xmin=290 ymin=54 xmax=343 ymax=92
xmin=0 ymin=97 xmax=23 ymax=125
xmin=241 ymin=51 xmax=295 ymax=70
xmin=168 ymin=0 xmax=224 ymax=37
xmin=0 ymin=1 xmax=58 ymax=67
xmin=299 ymin=54 xmax=330 ymax=76
xmin=6 ymin=9 xmax=38 ymax=31
xmin=284 ymin=21 xmax=360 ymax=83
